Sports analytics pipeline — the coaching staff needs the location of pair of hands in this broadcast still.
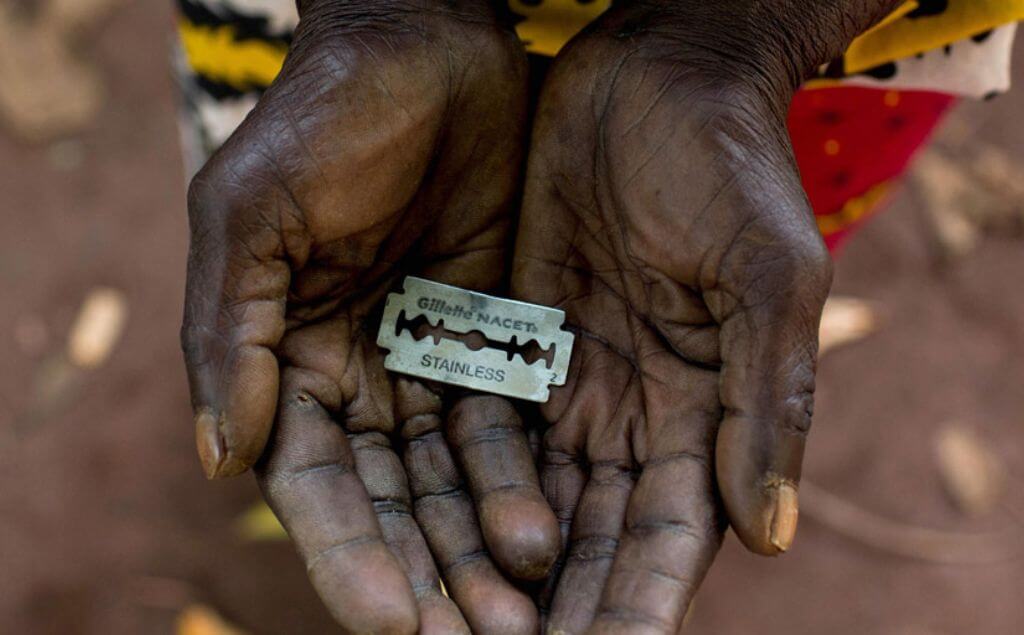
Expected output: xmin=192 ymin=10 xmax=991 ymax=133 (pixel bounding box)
xmin=181 ymin=1 xmax=901 ymax=632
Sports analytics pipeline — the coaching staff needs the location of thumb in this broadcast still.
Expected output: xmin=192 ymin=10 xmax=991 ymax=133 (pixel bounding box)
xmin=710 ymin=217 xmax=832 ymax=555
xmin=180 ymin=153 xmax=295 ymax=479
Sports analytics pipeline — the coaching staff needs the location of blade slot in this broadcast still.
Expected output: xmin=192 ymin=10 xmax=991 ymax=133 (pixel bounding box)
xmin=396 ymin=310 xmax=556 ymax=369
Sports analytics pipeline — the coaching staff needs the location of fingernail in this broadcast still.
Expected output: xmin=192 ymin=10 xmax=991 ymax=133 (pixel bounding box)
xmin=770 ymin=483 xmax=799 ymax=553
xmin=195 ymin=410 xmax=226 ymax=479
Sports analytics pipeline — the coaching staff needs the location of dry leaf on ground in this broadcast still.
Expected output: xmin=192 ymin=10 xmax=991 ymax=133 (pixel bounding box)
xmin=819 ymin=296 xmax=879 ymax=356
xmin=67 ymin=287 xmax=128 ymax=369
xmin=177 ymin=604 xmax=248 ymax=635
xmin=934 ymin=424 xmax=1007 ymax=517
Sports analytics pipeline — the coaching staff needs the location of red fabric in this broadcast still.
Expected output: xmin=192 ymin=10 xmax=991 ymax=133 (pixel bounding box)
xmin=787 ymin=86 xmax=956 ymax=250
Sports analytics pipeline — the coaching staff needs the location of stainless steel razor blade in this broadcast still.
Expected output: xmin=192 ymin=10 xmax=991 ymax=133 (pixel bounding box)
xmin=376 ymin=277 xmax=575 ymax=402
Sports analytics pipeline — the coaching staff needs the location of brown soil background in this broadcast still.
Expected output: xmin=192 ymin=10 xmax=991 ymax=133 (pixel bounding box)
xmin=1 ymin=4 xmax=1022 ymax=634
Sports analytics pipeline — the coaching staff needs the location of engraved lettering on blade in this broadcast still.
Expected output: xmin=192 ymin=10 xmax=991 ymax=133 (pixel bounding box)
xmin=376 ymin=277 xmax=575 ymax=403
xmin=414 ymin=297 xmax=541 ymax=334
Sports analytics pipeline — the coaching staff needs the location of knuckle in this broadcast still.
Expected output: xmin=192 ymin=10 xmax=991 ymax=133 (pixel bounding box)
xmin=186 ymin=159 xmax=233 ymax=227
xmin=186 ymin=135 xmax=277 ymax=230
xmin=730 ymin=223 xmax=833 ymax=310
xmin=262 ymin=462 xmax=354 ymax=501
xmin=566 ymin=535 xmax=619 ymax=562
xmin=372 ymin=498 xmax=413 ymax=518
xmin=178 ymin=322 xmax=210 ymax=362
xmin=792 ymin=231 xmax=834 ymax=294
xmin=781 ymin=388 xmax=815 ymax=436
xmin=404 ymin=449 xmax=462 ymax=500
xmin=348 ymin=430 xmax=392 ymax=451
xmin=179 ymin=313 xmax=227 ymax=375
xmin=771 ymin=217 xmax=831 ymax=270
xmin=626 ymin=517 xmax=707 ymax=546
xmin=542 ymin=447 xmax=578 ymax=467
xmin=401 ymin=413 xmax=443 ymax=442
xmin=449 ymin=396 xmax=522 ymax=440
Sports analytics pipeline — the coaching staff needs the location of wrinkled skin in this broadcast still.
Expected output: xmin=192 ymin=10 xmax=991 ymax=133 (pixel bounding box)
xmin=181 ymin=2 xmax=560 ymax=632
xmin=182 ymin=0 xmax=907 ymax=632
xmin=513 ymin=2 xmax=902 ymax=632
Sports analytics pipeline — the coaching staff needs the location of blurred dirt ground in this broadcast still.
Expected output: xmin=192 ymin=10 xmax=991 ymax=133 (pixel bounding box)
xmin=1 ymin=4 xmax=1022 ymax=634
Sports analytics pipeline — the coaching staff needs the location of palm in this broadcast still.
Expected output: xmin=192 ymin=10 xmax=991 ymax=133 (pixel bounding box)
xmin=513 ymin=31 xmax=831 ymax=633
xmin=260 ymin=25 xmax=523 ymax=452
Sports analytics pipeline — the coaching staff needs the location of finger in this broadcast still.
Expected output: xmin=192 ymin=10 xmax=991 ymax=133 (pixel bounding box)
xmin=400 ymin=389 xmax=539 ymax=635
xmin=349 ymin=430 xmax=470 ymax=634
xmin=711 ymin=229 xmax=832 ymax=555
xmin=447 ymin=395 xmax=561 ymax=580
xmin=590 ymin=450 xmax=724 ymax=634
xmin=538 ymin=342 xmax=634 ymax=621
xmin=535 ymin=451 xmax=587 ymax=613
xmin=546 ymin=460 xmax=633 ymax=633
xmin=181 ymin=161 xmax=294 ymax=479
xmin=256 ymin=372 xmax=418 ymax=634
xmin=539 ymin=428 xmax=588 ymax=544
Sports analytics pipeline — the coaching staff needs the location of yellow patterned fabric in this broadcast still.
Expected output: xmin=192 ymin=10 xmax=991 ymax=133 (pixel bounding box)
xmin=814 ymin=181 xmax=892 ymax=237
xmin=178 ymin=18 xmax=286 ymax=92
xmin=173 ymin=0 xmax=1023 ymax=160
xmin=511 ymin=0 xmax=1024 ymax=58
xmin=174 ymin=1 xmax=1024 ymax=87
xmin=510 ymin=0 xmax=609 ymax=57
xmin=844 ymin=0 xmax=1024 ymax=74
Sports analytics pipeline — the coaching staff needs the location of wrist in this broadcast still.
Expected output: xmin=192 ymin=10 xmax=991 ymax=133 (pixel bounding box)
xmin=296 ymin=0 xmax=502 ymax=25
xmin=762 ymin=1 xmax=908 ymax=86
xmin=591 ymin=0 xmax=905 ymax=103
xmin=291 ymin=0 xmax=514 ymax=59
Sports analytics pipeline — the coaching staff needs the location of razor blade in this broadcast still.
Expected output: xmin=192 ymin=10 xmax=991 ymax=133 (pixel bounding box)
xmin=376 ymin=277 xmax=575 ymax=403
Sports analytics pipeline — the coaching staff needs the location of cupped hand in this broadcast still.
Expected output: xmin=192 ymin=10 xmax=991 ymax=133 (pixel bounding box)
xmin=180 ymin=1 xmax=559 ymax=632
xmin=514 ymin=2 xmax=901 ymax=632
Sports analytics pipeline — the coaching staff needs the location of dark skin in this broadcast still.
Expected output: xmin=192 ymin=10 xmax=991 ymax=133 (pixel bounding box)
xmin=515 ymin=2 xmax=903 ymax=632
xmin=182 ymin=0 xmax=903 ymax=633
xmin=182 ymin=1 xmax=560 ymax=632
